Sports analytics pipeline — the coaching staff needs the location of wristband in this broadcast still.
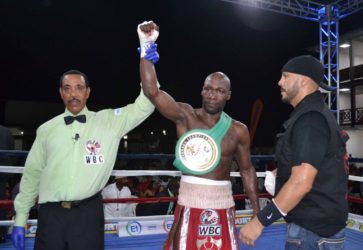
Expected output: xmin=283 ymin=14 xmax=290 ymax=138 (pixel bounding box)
xmin=256 ymin=200 xmax=284 ymax=227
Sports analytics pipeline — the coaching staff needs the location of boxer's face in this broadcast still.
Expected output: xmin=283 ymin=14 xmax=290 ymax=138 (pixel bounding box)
xmin=278 ymin=72 xmax=301 ymax=106
xmin=59 ymin=74 xmax=90 ymax=115
xmin=201 ymin=78 xmax=231 ymax=115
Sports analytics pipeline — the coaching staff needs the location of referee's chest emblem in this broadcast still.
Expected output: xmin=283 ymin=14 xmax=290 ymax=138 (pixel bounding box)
xmin=84 ymin=140 xmax=104 ymax=165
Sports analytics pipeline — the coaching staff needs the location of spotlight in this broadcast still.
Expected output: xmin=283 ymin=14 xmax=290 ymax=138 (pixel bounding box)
xmin=339 ymin=43 xmax=350 ymax=48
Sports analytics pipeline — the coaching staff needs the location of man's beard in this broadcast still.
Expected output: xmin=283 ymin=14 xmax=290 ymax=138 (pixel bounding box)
xmin=281 ymin=95 xmax=291 ymax=104
xmin=281 ymin=81 xmax=299 ymax=105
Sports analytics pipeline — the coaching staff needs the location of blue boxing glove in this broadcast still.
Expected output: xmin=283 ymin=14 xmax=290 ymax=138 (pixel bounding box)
xmin=138 ymin=43 xmax=159 ymax=64
xmin=11 ymin=226 xmax=25 ymax=250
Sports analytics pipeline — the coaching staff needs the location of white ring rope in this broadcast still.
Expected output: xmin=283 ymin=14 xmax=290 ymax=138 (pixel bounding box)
xmin=0 ymin=166 xmax=362 ymax=181
xmin=0 ymin=166 xmax=268 ymax=178
xmin=0 ymin=210 xmax=254 ymax=227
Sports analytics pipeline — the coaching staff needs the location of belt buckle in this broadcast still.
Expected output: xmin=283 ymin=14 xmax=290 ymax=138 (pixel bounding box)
xmin=61 ymin=201 xmax=71 ymax=209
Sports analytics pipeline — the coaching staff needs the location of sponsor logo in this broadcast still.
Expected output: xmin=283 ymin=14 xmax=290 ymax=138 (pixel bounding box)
xmin=347 ymin=219 xmax=355 ymax=228
xmin=147 ymin=224 xmax=157 ymax=230
xmin=126 ymin=221 xmax=142 ymax=236
xmin=235 ymin=216 xmax=252 ymax=226
xmin=104 ymin=223 xmax=118 ymax=232
xmin=163 ymin=219 xmax=174 ymax=232
xmin=26 ymin=225 xmax=37 ymax=235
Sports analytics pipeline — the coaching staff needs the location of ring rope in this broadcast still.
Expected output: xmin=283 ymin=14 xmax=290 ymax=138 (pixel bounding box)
xmin=0 ymin=166 xmax=362 ymax=182
xmin=0 ymin=210 xmax=255 ymax=227
xmin=0 ymin=166 xmax=268 ymax=178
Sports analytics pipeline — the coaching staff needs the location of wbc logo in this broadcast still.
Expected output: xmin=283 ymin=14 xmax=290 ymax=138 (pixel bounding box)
xmin=84 ymin=140 xmax=104 ymax=165
xmin=198 ymin=209 xmax=221 ymax=236
xmin=196 ymin=209 xmax=222 ymax=250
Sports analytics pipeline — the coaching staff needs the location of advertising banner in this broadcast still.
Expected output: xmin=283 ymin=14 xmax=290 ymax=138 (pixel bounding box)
xmin=118 ymin=218 xmax=174 ymax=237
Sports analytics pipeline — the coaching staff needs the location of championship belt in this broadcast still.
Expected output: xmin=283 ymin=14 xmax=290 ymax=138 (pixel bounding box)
xmin=173 ymin=112 xmax=232 ymax=175
xmin=174 ymin=129 xmax=220 ymax=175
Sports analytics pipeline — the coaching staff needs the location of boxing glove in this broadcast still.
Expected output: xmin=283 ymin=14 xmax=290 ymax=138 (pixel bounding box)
xmin=11 ymin=226 xmax=25 ymax=250
xmin=139 ymin=43 xmax=159 ymax=64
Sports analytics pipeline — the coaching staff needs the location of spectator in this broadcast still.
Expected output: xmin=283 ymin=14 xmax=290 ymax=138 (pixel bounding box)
xmin=102 ymin=176 xmax=136 ymax=218
xmin=155 ymin=178 xmax=179 ymax=215
xmin=136 ymin=178 xmax=179 ymax=216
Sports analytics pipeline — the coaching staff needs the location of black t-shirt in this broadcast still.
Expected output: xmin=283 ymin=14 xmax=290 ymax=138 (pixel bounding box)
xmin=290 ymin=111 xmax=330 ymax=169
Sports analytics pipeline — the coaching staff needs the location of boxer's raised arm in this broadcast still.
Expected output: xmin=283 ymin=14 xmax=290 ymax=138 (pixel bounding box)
xmin=138 ymin=21 xmax=185 ymax=123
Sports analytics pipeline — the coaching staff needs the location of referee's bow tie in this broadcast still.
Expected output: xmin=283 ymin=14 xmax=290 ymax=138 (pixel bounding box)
xmin=64 ymin=115 xmax=86 ymax=125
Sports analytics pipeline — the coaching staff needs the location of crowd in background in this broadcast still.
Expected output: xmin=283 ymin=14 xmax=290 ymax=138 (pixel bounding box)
xmin=102 ymin=174 xmax=180 ymax=218
xmin=1 ymin=157 xmax=363 ymax=221
xmin=1 ymin=155 xmax=363 ymax=221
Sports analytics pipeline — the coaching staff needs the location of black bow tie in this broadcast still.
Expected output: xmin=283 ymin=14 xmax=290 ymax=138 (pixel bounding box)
xmin=64 ymin=115 xmax=86 ymax=125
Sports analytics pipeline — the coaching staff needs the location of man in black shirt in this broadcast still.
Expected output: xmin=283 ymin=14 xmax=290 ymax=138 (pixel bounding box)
xmin=240 ymin=55 xmax=349 ymax=250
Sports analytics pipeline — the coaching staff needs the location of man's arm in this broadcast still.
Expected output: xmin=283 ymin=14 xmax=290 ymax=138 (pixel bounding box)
xmin=239 ymin=163 xmax=316 ymax=247
xmin=138 ymin=21 xmax=185 ymax=123
xmin=12 ymin=128 xmax=45 ymax=250
xmin=112 ymin=88 xmax=155 ymax=138
xmin=140 ymin=60 xmax=185 ymax=123
xmin=274 ymin=163 xmax=317 ymax=212
xmin=14 ymin=131 xmax=45 ymax=227
xmin=234 ymin=122 xmax=259 ymax=215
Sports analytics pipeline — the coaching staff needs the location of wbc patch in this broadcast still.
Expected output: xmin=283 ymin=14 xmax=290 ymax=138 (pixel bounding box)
xmin=84 ymin=140 xmax=104 ymax=165
xmin=197 ymin=209 xmax=222 ymax=250
xmin=198 ymin=209 xmax=221 ymax=236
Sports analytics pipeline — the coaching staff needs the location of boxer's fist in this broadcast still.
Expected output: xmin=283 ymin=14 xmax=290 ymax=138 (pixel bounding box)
xmin=137 ymin=21 xmax=159 ymax=58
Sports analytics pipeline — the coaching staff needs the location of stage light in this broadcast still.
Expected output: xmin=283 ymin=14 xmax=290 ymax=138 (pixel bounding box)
xmin=339 ymin=43 xmax=350 ymax=48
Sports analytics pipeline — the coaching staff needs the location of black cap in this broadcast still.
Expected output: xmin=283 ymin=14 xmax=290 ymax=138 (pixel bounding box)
xmin=282 ymin=55 xmax=335 ymax=91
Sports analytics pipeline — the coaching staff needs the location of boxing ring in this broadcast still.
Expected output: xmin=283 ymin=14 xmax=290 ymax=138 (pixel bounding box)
xmin=0 ymin=224 xmax=361 ymax=250
xmin=1 ymin=152 xmax=363 ymax=249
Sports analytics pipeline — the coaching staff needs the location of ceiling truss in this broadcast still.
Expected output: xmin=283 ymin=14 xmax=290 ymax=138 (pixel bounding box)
xmin=222 ymin=0 xmax=363 ymax=121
